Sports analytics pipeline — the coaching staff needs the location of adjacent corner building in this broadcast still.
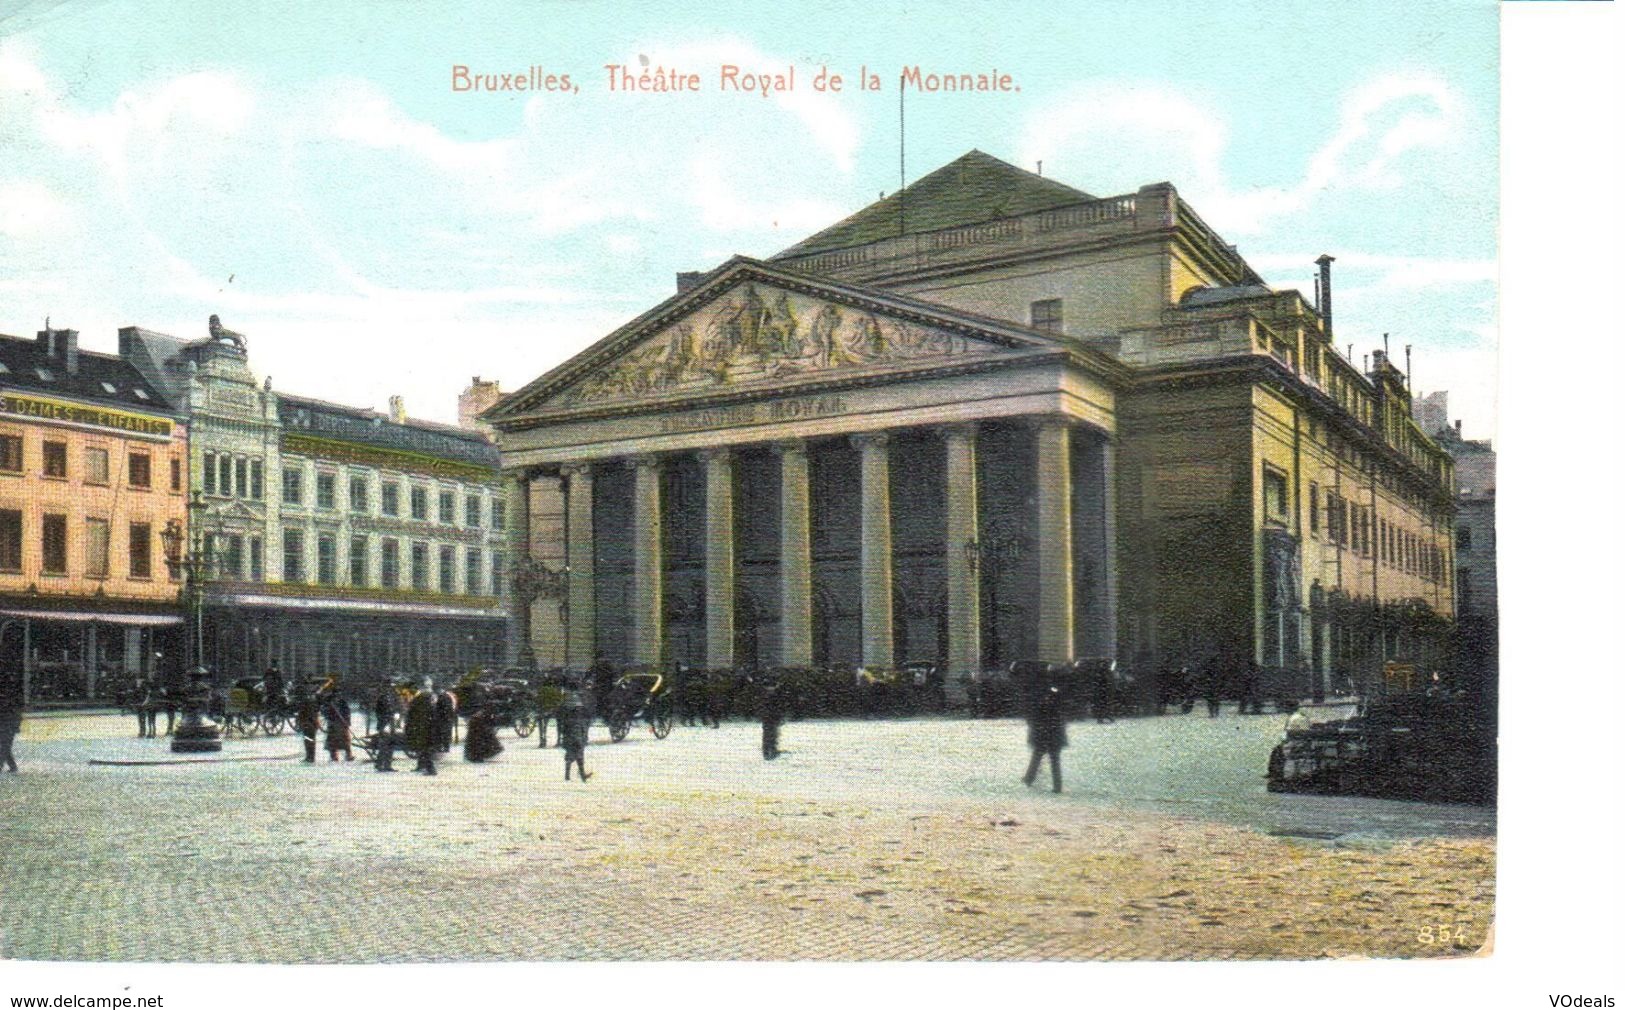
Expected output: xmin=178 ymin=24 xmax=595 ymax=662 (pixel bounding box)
xmin=486 ymin=150 xmax=1458 ymax=698
xmin=0 ymin=326 xmax=189 ymax=702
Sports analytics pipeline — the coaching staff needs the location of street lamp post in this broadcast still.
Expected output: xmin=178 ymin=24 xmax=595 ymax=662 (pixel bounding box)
xmin=162 ymin=492 xmax=221 ymax=753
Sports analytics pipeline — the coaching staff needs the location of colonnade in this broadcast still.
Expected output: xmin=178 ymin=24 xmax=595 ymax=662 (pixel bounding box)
xmin=511 ymin=416 xmax=1116 ymax=675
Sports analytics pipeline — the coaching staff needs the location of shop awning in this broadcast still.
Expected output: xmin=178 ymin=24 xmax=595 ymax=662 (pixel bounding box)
xmin=0 ymin=609 xmax=183 ymax=627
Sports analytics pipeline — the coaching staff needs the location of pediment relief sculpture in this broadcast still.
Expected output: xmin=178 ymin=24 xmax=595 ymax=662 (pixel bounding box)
xmin=555 ymin=284 xmax=986 ymax=408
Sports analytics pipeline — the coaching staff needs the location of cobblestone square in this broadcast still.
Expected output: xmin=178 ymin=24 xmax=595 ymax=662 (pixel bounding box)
xmin=0 ymin=709 xmax=1494 ymax=962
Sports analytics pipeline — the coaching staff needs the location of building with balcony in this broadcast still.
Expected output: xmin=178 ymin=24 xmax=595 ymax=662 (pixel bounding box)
xmin=0 ymin=326 xmax=189 ymax=702
xmin=119 ymin=320 xmax=510 ymax=684
xmin=487 ymin=151 xmax=1456 ymax=698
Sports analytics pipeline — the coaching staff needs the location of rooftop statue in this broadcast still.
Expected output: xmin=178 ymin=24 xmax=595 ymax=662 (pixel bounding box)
xmin=207 ymin=314 xmax=248 ymax=351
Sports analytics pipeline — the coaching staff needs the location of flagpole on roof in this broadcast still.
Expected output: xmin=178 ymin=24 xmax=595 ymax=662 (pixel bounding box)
xmin=899 ymin=73 xmax=906 ymax=236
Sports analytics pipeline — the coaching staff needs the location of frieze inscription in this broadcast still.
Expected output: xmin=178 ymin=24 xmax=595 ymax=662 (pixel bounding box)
xmin=657 ymin=395 xmax=850 ymax=434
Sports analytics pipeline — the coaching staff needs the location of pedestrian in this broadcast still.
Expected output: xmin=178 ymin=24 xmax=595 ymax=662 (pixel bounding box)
xmin=1090 ymin=658 xmax=1116 ymax=724
xmin=1022 ymin=666 xmax=1068 ymax=793
xmin=134 ymin=677 xmax=155 ymax=738
xmin=759 ymin=679 xmax=785 ymax=760
xmin=295 ymin=681 xmax=322 ymax=763
xmin=433 ymin=687 xmax=457 ymax=753
xmin=406 ymin=679 xmax=439 ymax=775
xmin=372 ymin=682 xmax=400 ymax=735
xmin=589 ymin=654 xmax=616 ymax=715
xmin=463 ymin=704 xmax=503 ymax=763
xmin=322 ymin=688 xmax=354 ymax=761
xmin=1239 ymin=659 xmax=1262 ymax=715
xmin=536 ymin=675 xmax=565 ymax=749
xmin=1 ymin=669 xmax=24 ymax=773
xmin=559 ymin=684 xmax=592 ymax=782
xmin=1203 ymin=662 xmax=1223 ymax=718
xmin=262 ymin=661 xmax=286 ymax=711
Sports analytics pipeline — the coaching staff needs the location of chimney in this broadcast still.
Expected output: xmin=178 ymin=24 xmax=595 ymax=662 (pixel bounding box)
xmin=388 ymin=395 xmax=407 ymax=423
xmin=458 ymin=377 xmax=503 ymax=433
xmin=676 ymin=271 xmax=705 ymax=294
xmin=1315 ymin=254 xmax=1335 ymax=338
xmin=1455 ymin=419 xmax=1462 ymax=435
xmin=37 ymin=326 xmax=80 ymax=373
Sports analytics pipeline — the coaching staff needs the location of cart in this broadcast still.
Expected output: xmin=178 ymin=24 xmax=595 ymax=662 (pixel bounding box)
xmin=603 ymin=670 xmax=674 ymax=742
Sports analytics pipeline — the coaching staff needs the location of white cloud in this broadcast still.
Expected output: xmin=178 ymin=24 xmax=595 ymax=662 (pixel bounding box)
xmin=0 ymin=179 xmax=67 ymax=236
xmin=1022 ymin=72 xmax=1467 ymax=235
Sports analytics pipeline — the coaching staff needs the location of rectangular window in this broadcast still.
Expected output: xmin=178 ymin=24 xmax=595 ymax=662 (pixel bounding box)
xmin=492 ymin=499 xmax=506 ymax=531
xmin=221 ymin=534 xmax=244 ymax=579
xmin=465 ymin=547 xmax=482 ymax=595
xmin=85 ymin=518 xmax=109 ymax=578
xmin=439 ymin=545 xmax=455 ymax=593
xmin=42 ymin=440 xmax=67 ymax=478
xmin=283 ymin=467 xmax=304 ymax=505
xmin=203 ymin=452 xmax=218 ymax=494
xmin=1308 ymin=484 xmax=1320 ymax=534
xmin=411 ymin=541 xmax=429 ymax=591
xmin=0 ymin=509 xmax=21 ymax=571
xmin=219 ymin=454 xmax=234 ymax=497
xmin=235 ymin=457 xmax=248 ymax=498
xmin=128 ymin=452 xmax=152 ymax=489
xmin=410 ymin=486 xmax=428 ymax=521
xmin=349 ymin=535 xmax=368 ymax=586
xmin=1030 ymin=298 xmax=1063 ymax=334
xmin=317 ymin=534 xmax=337 ymax=586
xmin=171 ymin=456 xmax=183 ymax=492
xmin=465 ymin=495 xmax=481 ymax=528
xmin=250 ymin=459 xmax=264 ymax=500
xmin=128 ymin=521 xmax=152 ymax=579
xmin=316 ymin=472 xmax=337 ymax=510
xmin=381 ymin=538 xmax=400 ymax=588
xmin=249 ymin=537 xmax=263 ymax=582
xmin=86 ymin=446 xmax=110 ymax=485
xmin=1262 ymin=468 xmax=1289 ymax=523
xmin=282 ymin=529 xmax=305 ymax=583
xmin=381 ymin=481 xmax=400 ymax=517
xmin=350 ymin=475 xmax=369 ymax=513
xmin=42 ymin=513 xmax=68 ymax=574
xmin=438 ymin=489 xmax=455 ymax=524
xmin=491 ymin=553 xmax=504 ymax=597
xmin=1456 ymin=526 xmax=1471 ymax=550
xmin=0 ymin=434 xmax=22 ymax=472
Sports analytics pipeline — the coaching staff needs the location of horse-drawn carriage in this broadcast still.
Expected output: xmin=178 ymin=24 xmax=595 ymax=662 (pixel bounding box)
xmin=602 ymin=669 xmax=674 ymax=742
xmin=457 ymin=669 xmax=538 ymax=739
xmin=216 ymin=676 xmax=297 ymax=736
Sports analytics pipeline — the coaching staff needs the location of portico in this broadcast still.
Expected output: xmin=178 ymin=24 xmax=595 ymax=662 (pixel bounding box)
xmin=489 ymin=258 xmax=1124 ymax=680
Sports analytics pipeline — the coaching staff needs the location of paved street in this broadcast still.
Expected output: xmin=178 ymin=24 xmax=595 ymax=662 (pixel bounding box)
xmin=0 ymin=708 xmax=1494 ymax=962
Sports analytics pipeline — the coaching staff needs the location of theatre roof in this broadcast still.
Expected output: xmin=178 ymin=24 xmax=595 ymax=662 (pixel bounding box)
xmin=773 ymin=150 xmax=1096 ymax=260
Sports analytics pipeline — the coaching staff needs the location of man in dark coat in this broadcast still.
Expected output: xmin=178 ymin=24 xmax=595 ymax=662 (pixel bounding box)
xmin=1022 ymin=668 xmax=1068 ymax=793
xmin=405 ymin=680 xmax=439 ymax=775
xmin=759 ymin=680 xmax=785 ymax=760
xmin=1239 ymin=659 xmax=1263 ymax=715
xmin=321 ymin=689 xmax=354 ymax=761
xmin=262 ymin=662 xmax=286 ymax=711
xmin=1090 ymin=659 xmax=1116 ymax=724
xmin=559 ymin=684 xmax=592 ymax=782
xmin=294 ymin=682 xmax=322 ymax=763
xmin=589 ymin=655 xmax=616 ymax=716
xmin=1203 ymin=663 xmax=1223 ymax=718
xmin=0 ymin=670 xmax=24 ymax=773
xmin=432 ymin=689 xmax=457 ymax=753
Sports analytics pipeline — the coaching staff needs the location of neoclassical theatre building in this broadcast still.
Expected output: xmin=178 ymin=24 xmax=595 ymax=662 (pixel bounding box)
xmin=488 ymin=152 xmax=1456 ymax=697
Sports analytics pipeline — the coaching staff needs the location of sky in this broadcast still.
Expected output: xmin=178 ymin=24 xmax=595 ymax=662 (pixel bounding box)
xmin=0 ymin=0 xmax=1499 ymax=437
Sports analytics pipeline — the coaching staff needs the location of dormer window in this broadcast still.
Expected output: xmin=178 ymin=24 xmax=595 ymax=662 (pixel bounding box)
xmin=100 ymin=382 xmax=118 ymax=395
xmin=35 ymin=367 xmax=54 ymax=381
xmin=1030 ymin=299 xmax=1063 ymax=334
xmin=0 ymin=362 xmax=9 ymax=374
xmin=133 ymin=388 xmax=150 ymax=400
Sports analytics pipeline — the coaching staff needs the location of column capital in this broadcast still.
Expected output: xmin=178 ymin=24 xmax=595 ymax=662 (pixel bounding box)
xmin=696 ymin=446 xmax=733 ymax=464
xmin=559 ymin=461 xmax=594 ymax=480
xmin=770 ymin=438 xmax=807 ymax=457
xmin=626 ymin=453 xmax=662 ymax=470
xmin=849 ymin=430 xmax=892 ymax=451
xmin=935 ymin=422 xmax=979 ymax=443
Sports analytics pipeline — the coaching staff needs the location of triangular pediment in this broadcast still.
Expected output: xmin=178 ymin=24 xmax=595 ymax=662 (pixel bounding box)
xmin=497 ymin=259 xmax=1063 ymax=417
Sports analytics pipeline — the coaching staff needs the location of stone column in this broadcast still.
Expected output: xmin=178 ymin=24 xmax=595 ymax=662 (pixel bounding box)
xmin=941 ymin=423 xmax=981 ymax=679
xmin=1098 ymin=437 xmax=1119 ymax=662
xmin=775 ymin=440 xmax=813 ymax=668
xmin=701 ymin=448 xmax=736 ymax=669
xmin=1034 ymin=419 xmax=1075 ymax=664
xmin=853 ymin=432 xmax=895 ymax=670
xmin=630 ymin=454 xmax=664 ymax=667
xmin=503 ymin=470 xmax=531 ymax=668
xmin=562 ymin=463 xmax=595 ymax=669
